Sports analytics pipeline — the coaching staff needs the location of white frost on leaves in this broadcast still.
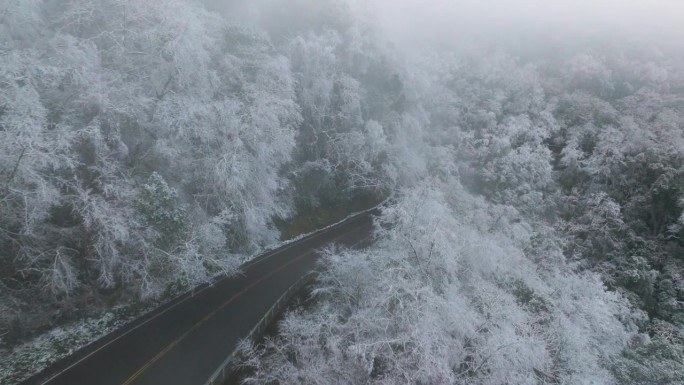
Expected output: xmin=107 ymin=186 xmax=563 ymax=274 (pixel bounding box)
xmin=244 ymin=182 xmax=640 ymax=384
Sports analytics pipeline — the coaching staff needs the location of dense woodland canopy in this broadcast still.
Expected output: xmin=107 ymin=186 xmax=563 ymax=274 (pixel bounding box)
xmin=1 ymin=0 xmax=683 ymax=384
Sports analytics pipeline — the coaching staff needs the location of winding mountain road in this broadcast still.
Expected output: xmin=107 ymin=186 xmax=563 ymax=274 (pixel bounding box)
xmin=22 ymin=210 xmax=376 ymax=385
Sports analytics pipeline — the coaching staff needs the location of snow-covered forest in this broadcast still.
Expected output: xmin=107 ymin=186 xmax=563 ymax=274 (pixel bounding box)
xmin=1 ymin=0 xmax=683 ymax=383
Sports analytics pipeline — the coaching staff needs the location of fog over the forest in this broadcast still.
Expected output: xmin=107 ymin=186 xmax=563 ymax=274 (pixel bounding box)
xmin=2 ymin=0 xmax=684 ymax=383
xmin=204 ymin=0 xmax=684 ymax=51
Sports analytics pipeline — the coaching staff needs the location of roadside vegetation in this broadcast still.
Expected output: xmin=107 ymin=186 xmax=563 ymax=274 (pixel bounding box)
xmin=1 ymin=0 xmax=683 ymax=384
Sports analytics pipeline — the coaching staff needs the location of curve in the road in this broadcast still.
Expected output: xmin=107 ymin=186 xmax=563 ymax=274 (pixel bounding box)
xmin=21 ymin=209 xmax=376 ymax=385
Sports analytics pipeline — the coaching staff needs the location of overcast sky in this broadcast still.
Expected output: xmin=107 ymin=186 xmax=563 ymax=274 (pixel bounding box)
xmin=371 ymin=0 xmax=684 ymax=51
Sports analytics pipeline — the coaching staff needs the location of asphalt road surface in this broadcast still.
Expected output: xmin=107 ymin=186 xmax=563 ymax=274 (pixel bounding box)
xmin=22 ymin=210 xmax=376 ymax=385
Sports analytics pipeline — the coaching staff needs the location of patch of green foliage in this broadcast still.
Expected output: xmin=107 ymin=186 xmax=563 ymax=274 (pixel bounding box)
xmin=276 ymin=191 xmax=382 ymax=240
xmin=135 ymin=172 xmax=188 ymax=248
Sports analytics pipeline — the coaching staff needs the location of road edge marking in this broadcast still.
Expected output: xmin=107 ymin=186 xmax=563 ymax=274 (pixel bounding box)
xmin=40 ymin=212 xmax=372 ymax=385
xmin=121 ymin=224 xmax=367 ymax=385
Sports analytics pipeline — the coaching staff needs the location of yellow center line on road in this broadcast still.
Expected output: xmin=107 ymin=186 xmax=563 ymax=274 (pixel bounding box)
xmin=121 ymin=224 xmax=365 ymax=385
xmin=41 ymin=221 xmax=357 ymax=385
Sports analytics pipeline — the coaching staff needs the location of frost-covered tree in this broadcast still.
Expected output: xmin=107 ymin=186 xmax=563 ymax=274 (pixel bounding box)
xmin=0 ymin=0 xmax=299 ymax=342
xmin=243 ymin=182 xmax=638 ymax=384
xmin=237 ymin=7 xmax=684 ymax=384
xmin=284 ymin=16 xmax=405 ymax=213
xmin=3 ymin=1 xmax=684 ymax=383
